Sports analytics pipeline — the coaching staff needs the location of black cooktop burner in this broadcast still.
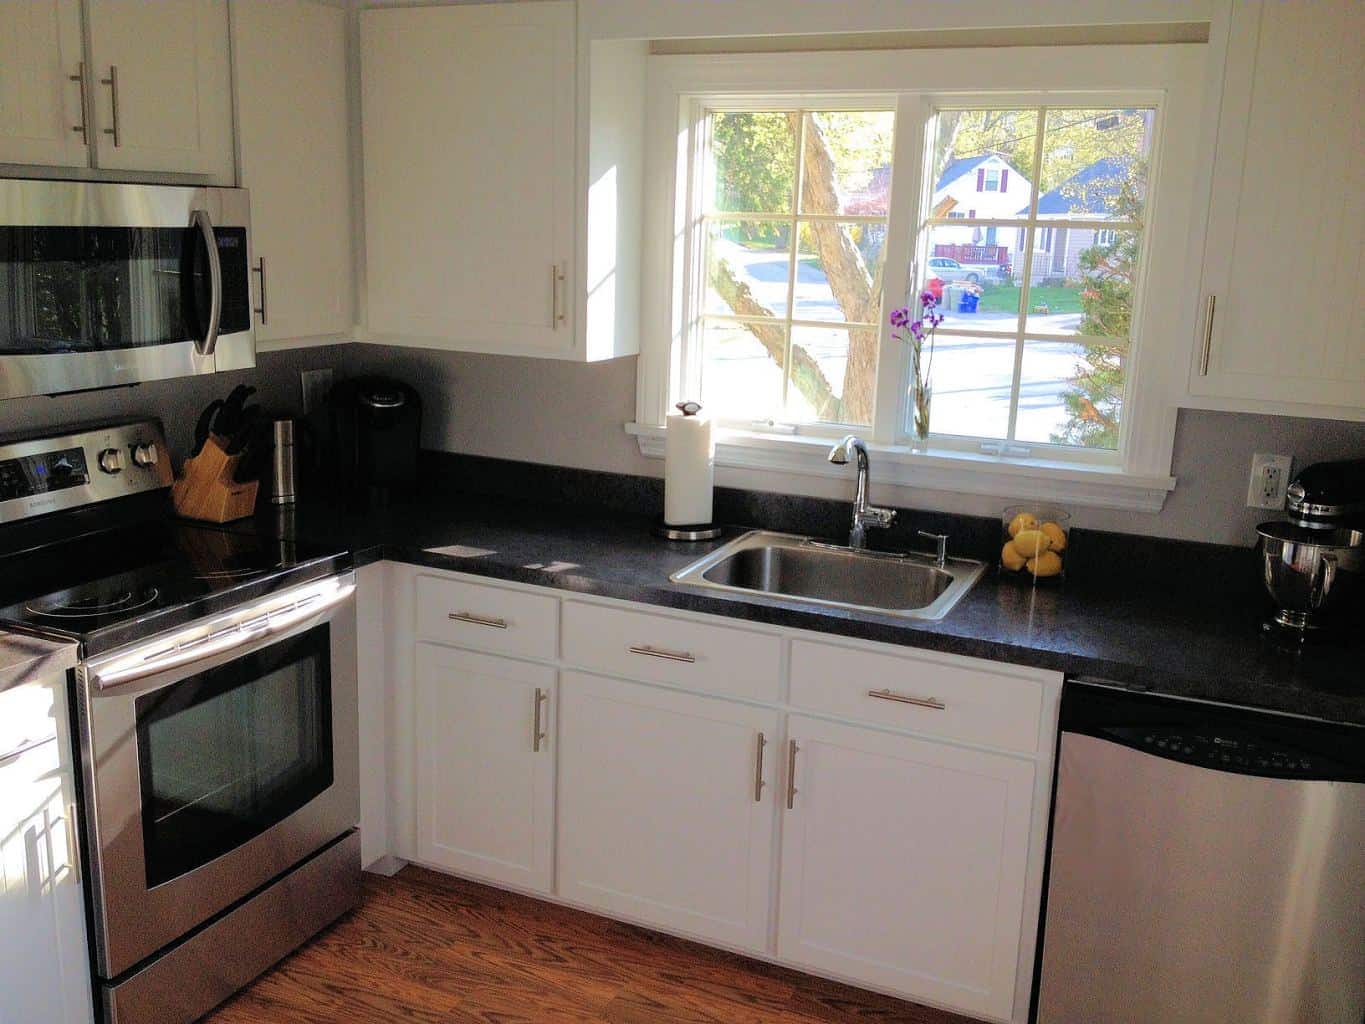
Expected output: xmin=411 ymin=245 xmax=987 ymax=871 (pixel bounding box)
xmin=25 ymin=586 xmax=160 ymax=619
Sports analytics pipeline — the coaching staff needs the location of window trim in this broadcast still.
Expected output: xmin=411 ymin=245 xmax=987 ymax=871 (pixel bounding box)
xmin=636 ymin=46 xmax=1209 ymax=510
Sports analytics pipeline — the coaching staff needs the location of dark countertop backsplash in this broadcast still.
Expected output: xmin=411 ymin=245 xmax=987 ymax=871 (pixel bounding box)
xmin=236 ymin=451 xmax=1362 ymax=726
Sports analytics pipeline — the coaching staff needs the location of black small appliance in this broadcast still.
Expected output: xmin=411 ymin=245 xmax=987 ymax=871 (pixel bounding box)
xmin=323 ymin=375 xmax=423 ymax=504
xmin=1285 ymin=457 xmax=1365 ymax=529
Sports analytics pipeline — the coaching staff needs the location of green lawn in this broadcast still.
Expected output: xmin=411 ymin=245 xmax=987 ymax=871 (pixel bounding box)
xmin=977 ymin=284 xmax=1083 ymax=314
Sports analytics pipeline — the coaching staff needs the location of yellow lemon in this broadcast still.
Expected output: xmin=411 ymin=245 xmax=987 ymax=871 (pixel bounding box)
xmin=1027 ymin=550 xmax=1064 ymax=578
xmin=1007 ymin=511 xmax=1039 ymax=538
xmin=1001 ymin=541 xmax=1027 ymax=571
xmin=1040 ymin=521 xmax=1068 ymax=552
xmin=1011 ymin=529 xmax=1053 ymax=559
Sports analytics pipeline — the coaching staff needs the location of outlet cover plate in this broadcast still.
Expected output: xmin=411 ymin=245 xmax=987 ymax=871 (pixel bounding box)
xmin=1247 ymin=452 xmax=1293 ymax=510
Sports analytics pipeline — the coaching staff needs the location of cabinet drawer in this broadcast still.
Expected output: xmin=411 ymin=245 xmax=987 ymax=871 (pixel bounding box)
xmin=562 ymin=602 xmax=781 ymax=703
xmin=790 ymin=640 xmax=1045 ymax=754
xmin=415 ymin=575 xmax=558 ymax=660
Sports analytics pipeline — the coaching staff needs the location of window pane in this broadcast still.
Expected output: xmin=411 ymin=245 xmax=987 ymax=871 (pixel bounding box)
xmin=1016 ymin=340 xmax=1124 ymax=449
xmin=799 ymin=111 xmax=896 ymax=217
xmin=921 ymin=333 xmax=1015 ymax=440
xmin=794 ymin=222 xmax=885 ymax=324
xmin=921 ymin=225 xmax=1019 ymax=333
xmin=930 ymin=109 xmax=1038 ymax=221
xmin=700 ymin=319 xmax=784 ymax=421
xmin=709 ymin=112 xmax=797 ymax=214
xmin=1023 ymin=230 xmax=1139 ymax=336
xmin=786 ymin=325 xmax=875 ymax=426
xmin=1037 ymin=108 xmax=1152 ymax=221
xmin=705 ymin=221 xmax=792 ymax=318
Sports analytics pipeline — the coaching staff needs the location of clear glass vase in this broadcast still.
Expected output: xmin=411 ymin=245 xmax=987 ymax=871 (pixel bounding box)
xmin=910 ymin=379 xmax=932 ymax=451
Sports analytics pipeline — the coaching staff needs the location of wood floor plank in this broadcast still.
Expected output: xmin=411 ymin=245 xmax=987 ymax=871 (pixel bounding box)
xmin=201 ymin=867 xmax=986 ymax=1024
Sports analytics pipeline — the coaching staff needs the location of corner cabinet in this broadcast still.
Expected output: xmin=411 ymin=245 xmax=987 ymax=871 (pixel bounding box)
xmin=1187 ymin=0 xmax=1365 ymax=417
xmin=233 ymin=0 xmax=353 ymax=348
xmin=358 ymin=2 xmax=643 ymax=361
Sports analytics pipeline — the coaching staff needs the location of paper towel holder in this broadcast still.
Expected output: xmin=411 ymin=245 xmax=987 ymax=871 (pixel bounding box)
xmin=654 ymin=400 xmax=723 ymax=541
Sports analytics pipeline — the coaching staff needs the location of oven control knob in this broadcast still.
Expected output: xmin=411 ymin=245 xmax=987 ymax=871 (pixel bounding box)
xmin=132 ymin=442 xmax=159 ymax=468
xmin=98 ymin=447 xmax=126 ymax=474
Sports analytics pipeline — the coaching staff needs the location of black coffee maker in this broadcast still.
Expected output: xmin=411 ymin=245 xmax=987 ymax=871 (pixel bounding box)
xmin=320 ymin=375 xmax=422 ymax=505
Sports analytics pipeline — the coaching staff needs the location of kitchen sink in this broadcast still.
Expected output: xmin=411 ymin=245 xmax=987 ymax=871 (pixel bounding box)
xmin=670 ymin=531 xmax=984 ymax=621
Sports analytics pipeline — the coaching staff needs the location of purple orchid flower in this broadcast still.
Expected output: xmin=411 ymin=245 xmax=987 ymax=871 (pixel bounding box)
xmin=889 ymin=306 xmax=911 ymax=328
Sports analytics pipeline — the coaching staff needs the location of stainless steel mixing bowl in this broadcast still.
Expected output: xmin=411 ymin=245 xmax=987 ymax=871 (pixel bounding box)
xmin=1257 ymin=522 xmax=1364 ymax=630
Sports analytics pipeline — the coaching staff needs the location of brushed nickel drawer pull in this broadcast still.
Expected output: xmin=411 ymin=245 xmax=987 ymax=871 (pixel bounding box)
xmin=786 ymin=739 xmax=799 ymax=809
xmin=448 ymin=611 xmax=508 ymax=629
xmin=100 ymin=65 xmax=121 ymax=147
xmin=628 ymin=644 xmax=695 ymax=664
xmin=753 ymin=731 xmax=766 ymax=802
xmin=532 ymin=687 xmax=548 ymax=752
xmin=868 ymin=688 xmax=946 ymax=711
xmin=70 ymin=62 xmax=90 ymax=144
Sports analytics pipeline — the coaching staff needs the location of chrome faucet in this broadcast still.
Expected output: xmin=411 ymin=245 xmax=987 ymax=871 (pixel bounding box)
xmin=827 ymin=435 xmax=896 ymax=549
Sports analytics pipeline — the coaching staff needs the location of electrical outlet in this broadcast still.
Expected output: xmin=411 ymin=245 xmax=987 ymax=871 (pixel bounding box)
xmin=300 ymin=368 xmax=334 ymax=416
xmin=1247 ymin=452 xmax=1293 ymax=510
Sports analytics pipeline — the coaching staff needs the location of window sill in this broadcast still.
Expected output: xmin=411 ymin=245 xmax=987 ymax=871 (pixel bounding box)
xmin=626 ymin=423 xmax=1176 ymax=513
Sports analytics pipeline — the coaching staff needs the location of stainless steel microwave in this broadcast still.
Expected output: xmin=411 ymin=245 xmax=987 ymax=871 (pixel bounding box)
xmin=0 ymin=179 xmax=255 ymax=401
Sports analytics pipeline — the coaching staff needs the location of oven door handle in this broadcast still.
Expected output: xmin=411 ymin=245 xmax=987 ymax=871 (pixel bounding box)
xmin=87 ymin=581 xmax=355 ymax=692
xmin=191 ymin=207 xmax=222 ymax=358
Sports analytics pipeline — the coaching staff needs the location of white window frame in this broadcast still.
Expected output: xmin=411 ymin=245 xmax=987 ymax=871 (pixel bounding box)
xmin=633 ymin=45 xmax=1209 ymax=512
xmin=983 ymin=167 xmax=1002 ymax=191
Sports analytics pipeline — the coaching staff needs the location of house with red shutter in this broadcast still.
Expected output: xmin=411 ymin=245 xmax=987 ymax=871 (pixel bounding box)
xmin=931 ymin=154 xmax=1032 ymax=273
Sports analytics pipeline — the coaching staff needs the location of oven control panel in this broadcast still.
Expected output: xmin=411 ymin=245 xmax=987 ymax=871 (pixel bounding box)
xmin=0 ymin=420 xmax=173 ymax=523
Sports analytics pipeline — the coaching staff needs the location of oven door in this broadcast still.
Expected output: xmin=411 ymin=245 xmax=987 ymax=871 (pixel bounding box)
xmin=0 ymin=179 xmax=254 ymax=401
xmin=77 ymin=574 xmax=357 ymax=980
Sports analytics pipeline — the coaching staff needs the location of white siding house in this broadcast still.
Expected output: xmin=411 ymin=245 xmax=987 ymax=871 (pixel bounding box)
xmin=931 ymin=154 xmax=1032 ymax=274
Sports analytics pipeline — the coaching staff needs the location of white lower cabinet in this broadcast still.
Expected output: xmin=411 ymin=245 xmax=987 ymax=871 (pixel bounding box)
xmin=557 ymin=670 xmax=778 ymax=953
xmin=413 ymin=643 xmax=555 ymax=893
xmin=777 ymin=715 xmax=1036 ymax=1022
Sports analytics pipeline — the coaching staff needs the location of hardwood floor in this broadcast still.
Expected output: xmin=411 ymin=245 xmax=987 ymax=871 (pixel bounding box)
xmin=203 ymin=866 xmax=985 ymax=1024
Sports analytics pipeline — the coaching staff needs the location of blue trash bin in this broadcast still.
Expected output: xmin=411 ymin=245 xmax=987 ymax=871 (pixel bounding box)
xmin=958 ymin=293 xmax=979 ymax=313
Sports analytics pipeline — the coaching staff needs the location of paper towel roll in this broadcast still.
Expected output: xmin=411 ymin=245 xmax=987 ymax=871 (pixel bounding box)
xmin=664 ymin=402 xmax=714 ymax=526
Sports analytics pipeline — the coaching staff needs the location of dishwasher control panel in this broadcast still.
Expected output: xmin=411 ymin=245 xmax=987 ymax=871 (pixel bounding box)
xmin=1110 ymin=726 xmax=1327 ymax=776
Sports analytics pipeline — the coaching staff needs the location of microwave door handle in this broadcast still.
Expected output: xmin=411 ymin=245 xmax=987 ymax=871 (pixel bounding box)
xmin=191 ymin=208 xmax=222 ymax=357
xmin=86 ymin=581 xmax=355 ymax=692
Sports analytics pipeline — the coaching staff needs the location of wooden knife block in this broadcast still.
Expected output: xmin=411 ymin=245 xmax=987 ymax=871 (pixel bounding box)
xmin=171 ymin=436 xmax=259 ymax=523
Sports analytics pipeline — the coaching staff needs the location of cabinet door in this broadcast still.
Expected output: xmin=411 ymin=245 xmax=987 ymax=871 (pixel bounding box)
xmin=360 ymin=2 xmax=576 ymax=356
xmin=235 ymin=0 xmax=352 ymax=347
xmin=0 ymin=0 xmax=89 ymax=168
xmin=1191 ymin=0 xmax=1365 ymax=412
xmin=0 ymin=676 xmax=92 ymax=1024
xmin=414 ymin=644 xmax=555 ymax=893
xmin=86 ymin=0 xmax=234 ymax=180
xmin=778 ymin=716 xmax=1035 ymax=1023
xmin=557 ymin=671 xmax=777 ymax=953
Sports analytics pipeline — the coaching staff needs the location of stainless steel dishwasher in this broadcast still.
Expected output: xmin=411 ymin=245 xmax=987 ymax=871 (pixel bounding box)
xmin=1035 ymin=681 xmax=1365 ymax=1024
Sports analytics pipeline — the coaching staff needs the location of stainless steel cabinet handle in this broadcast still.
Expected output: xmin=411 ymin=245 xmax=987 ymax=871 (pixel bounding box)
xmin=551 ymin=262 xmax=566 ymax=328
xmin=191 ymin=209 xmax=222 ymax=357
xmin=70 ymin=62 xmax=90 ymax=144
xmin=867 ymin=687 xmax=945 ymax=711
xmin=532 ymin=687 xmax=548 ymax=752
xmin=627 ymin=644 xmax=695 ymax=664
xmin=448 ymin=611 xmax=508 ymax=629
xmin=1199 ymin=294 xmax=1216 ymax=376
xmin=753 ymin=731 xmax=766 ymax=802
xmin=252 ymin=257 xmax=268 ymax=324
xmin=100 ymin=65 xmax=121 ymax=147
xmin=0 ymin=735 xmax=57 ymax=768
xmin=786 ymin=739 xmax=799 ymax=809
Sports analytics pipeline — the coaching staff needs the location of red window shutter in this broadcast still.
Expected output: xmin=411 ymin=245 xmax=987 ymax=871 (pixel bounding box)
xmin=1000 ymin=169 xmax=1009 ymax=192
xmin=976 ymin=168 xmax=985 ymax=191
xmin=969 ymin=209 xmax=976 ymax=218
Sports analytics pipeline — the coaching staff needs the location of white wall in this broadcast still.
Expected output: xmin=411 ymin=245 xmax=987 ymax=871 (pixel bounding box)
xmin=340 ymin=343 xmax=1365 ymax=546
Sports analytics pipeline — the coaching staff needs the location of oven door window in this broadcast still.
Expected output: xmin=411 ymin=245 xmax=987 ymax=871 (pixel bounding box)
xmin=135 ymin=623 xmax=333 ymax=888
xmin=0 ymin=225 xmax=249 ymax=355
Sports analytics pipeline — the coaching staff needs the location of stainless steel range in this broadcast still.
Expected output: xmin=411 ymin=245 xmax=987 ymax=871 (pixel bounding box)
xmin=0 ymin=419 xmax=359 ymax=1024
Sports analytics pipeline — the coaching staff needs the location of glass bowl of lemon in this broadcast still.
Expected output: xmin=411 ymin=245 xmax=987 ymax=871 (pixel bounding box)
xmin=1001 ymin=506 xmax=1070 ymax=583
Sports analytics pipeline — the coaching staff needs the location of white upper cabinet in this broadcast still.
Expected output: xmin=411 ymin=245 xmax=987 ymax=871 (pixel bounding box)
xmin=85 ymin=0 xmax=234 ymax=180
xmin=0 ymin=0 xmax=89 ymax=168
xmin=1188 ymin=0 xmax=1365 ymax=417
xmin=234 ymin=0 xmax=353 ymax=347
xmin=361 ymin=2 xmax=577 ymax=357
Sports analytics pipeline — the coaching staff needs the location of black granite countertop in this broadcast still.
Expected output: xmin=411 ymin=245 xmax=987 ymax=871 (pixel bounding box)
xmin=236 ymin=483 xmax=1365 ymax=727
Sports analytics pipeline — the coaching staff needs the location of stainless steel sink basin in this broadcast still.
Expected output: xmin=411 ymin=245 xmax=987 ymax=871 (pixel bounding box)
xmin=671 ymin=531 xmax=984 ymax=621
